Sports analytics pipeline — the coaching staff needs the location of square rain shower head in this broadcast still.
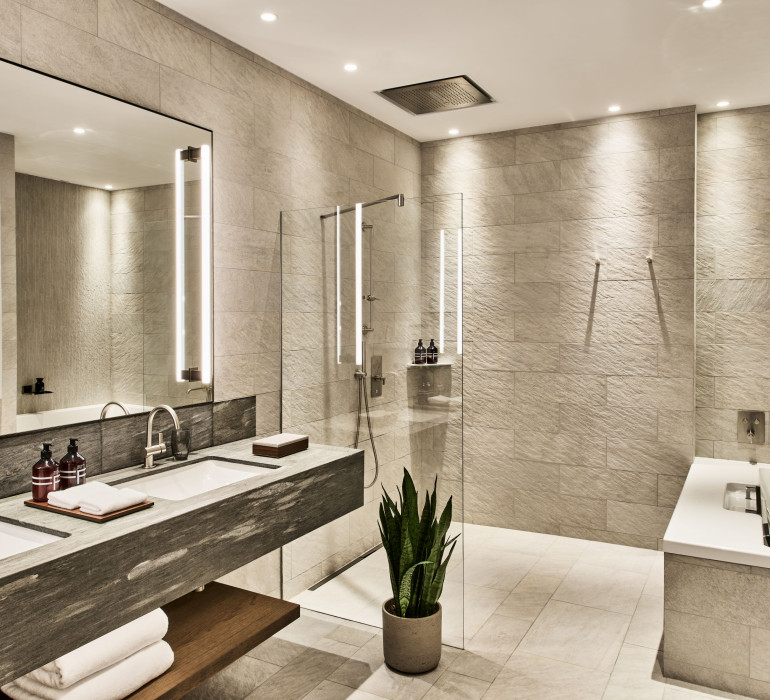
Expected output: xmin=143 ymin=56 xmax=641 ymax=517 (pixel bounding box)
xmin=378 ymin=75 xmax=493 ymax=115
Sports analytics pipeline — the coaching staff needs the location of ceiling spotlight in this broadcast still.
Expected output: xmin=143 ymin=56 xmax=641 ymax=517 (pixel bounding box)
xmin=105 ymin=184 xmax=113 ymax=190
xmin=344 ymin=63 xmax=358 ymax=72
xmin=717 ymin=100 xmax=730 ymax=107
xmin=608 ymin=105 xmax=621 ymax=113
xmin=448 ymin=128 xmax=459 ymax=135
xmin=702 ymin=0 xmax=722 ymax=7
xmin=73 ymin=127 xmax=85 ymax=134
xmin=260 ymin=11 xmax=277 ymax=21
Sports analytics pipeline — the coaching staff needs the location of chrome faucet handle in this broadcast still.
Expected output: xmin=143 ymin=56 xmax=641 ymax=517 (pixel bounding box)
xmin=748 ymin=427 xmax=755 ymax=444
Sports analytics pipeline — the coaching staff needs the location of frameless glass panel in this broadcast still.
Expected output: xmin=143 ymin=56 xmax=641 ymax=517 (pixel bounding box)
xmin=280 ymin=194 xmax=464 ymax=647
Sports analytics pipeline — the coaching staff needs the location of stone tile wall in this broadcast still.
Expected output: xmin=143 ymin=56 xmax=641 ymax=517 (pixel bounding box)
xmin=696 ymin=106 xmax=770 ymax=462
xmin=422 ymin=109 xmax=697 ymax=549
xmin=664 ymin=552 xmax=770 ymax=698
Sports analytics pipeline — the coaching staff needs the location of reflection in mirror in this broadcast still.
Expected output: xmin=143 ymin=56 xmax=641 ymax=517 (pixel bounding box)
xmin=0 ymin=60 xmax=212 ymax=435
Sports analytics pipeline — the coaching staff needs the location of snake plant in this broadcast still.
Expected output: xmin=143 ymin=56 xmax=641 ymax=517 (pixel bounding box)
xmin=378 ymin=468 xmax=458 ymax=618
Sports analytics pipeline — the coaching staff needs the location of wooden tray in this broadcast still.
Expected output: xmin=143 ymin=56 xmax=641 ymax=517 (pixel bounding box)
xmin=252 ymin=437 xmax=308 ymax=458
xmin=23 ymin=498 xmax=154 ymax=523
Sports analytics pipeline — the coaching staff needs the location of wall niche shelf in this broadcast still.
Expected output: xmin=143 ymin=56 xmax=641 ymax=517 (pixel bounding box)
xmin=407 ymin=362 xmax=452 ymax=369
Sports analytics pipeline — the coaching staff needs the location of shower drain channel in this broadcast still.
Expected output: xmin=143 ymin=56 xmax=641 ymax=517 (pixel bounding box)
xmin=307 ymin=544 xmax=383 ymax=591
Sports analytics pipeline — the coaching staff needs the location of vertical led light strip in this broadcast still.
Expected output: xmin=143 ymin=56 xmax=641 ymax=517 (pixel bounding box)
xmin=200 ymin=144 xmax=212 ymax=385
xmin=439 ymin=229 xmax=445 ymax=353
xmin=457 ymin=227 xmax=463 ymax=355
xmin=174 ymin=149 xmax=185 ymax=382
xmin=355 ymin=203 xmax=363 ymax=367
xmin=336 ymin=205 xmax=341 ymax=365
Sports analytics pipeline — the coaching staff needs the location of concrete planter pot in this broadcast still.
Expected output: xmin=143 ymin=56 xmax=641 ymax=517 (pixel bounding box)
xmin=381 ymin=599 xmax=442 ymax=674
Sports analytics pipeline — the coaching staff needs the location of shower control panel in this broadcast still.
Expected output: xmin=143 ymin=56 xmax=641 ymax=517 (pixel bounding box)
xmin=371 ymin=355 xmax=385 ymax=398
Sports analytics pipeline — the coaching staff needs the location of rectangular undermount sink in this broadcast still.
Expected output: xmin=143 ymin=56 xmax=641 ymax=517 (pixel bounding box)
xmin=125 ymin=458 xmax=274 ymax=501
xmin=0 ymin=520 xmax=63 ymax=560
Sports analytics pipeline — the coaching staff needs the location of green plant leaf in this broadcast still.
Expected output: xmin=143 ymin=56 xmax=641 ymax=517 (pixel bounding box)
xmin=398 ymin=561 xmax=429 ymax=616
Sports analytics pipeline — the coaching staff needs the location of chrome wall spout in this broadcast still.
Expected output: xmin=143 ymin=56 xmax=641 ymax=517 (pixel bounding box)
xmin=99 ymin=401 xmax=129 ymax=419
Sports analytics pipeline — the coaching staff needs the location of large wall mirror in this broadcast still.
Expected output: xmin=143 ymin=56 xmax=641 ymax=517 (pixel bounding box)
xmin=0 ymin=60 xmax=213 ymax=435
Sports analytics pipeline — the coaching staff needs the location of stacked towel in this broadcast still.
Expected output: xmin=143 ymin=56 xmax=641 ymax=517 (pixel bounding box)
xmin=1 ymin=610 xmax=172 ymax=700
xmin=46 ymin=482 xmax=147 ymax=515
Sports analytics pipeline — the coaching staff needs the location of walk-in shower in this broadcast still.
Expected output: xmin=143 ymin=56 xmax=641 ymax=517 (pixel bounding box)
xmin=279 ymin=192 xmax=465 ymax=645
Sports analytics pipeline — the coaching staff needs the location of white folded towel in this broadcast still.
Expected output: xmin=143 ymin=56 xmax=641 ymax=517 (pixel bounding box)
xmin=2 ymin=640 xmax=173 ymax=700
xmin=25 ymin=609 xmax=168 ymax=689
xmin=78 ymin=486 xmax=147 ymax=516
xmin=46 ymin=482 xmax=114 ymax=510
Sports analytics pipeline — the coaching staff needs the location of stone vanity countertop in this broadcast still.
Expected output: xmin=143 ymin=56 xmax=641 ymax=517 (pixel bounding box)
xmin=0 ymin=438 xmax=362 ymax=586
xmin=663 ymin=456 xmax=770 ymax=567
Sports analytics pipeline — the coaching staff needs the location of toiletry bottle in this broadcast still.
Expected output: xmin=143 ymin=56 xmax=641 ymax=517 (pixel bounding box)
xmin=59 ymin=438 xmax=86 ymax=489
xmin=427 ymin=339 xmax=438 ymax=364
xmin=414 ymin=339 xmax=426 ymax=365
xmin=32 ymin=443 xmax=60 ymax=502
xmin=34 ymin=377 xmax=45 ymax=394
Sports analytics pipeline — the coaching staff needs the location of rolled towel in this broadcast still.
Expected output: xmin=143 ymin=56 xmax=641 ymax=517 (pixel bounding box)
xmin=3 ymin=640 xmax=174 ymax=700
xmin=26 ymin=609 xmax=168 ymax=689
xmin=46 ymin=482 xmax=115 ymax=510
xmin=78 ymin=486 xmax=147 ymax=516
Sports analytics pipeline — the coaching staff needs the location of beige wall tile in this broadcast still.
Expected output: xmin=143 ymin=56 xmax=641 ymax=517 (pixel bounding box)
xmin=349 ymin=114 xmax=394 ymax=162
xmin=21 ymin=6 xmax=160 ymax=109
xmin=0 ymin=0 xmax=21 ymax=61
xmin=607 ymin=377 xmax=692 ymax=411
xmin=24 ymin=0 xmax=96 ymax=33
xmin=98 ymin=0 xmax=210 ymax=82
xmin=607 ymin=501 xmax=673 ymax=538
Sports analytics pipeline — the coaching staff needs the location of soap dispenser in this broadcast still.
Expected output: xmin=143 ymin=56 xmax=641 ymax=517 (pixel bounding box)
xmin=414 ymin=339 xmax=426 ymax=365
xmin=427 ymin=339 xmax=438 ymax=364
xmin=32 ymin=443 xmax=60 ymax=502
xmin=59 ymin=438 xmax=86 ymax=489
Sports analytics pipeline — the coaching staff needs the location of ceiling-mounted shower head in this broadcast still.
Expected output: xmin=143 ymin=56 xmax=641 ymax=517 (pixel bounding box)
xmin=378 ymin=75 xmax=493 ymax=115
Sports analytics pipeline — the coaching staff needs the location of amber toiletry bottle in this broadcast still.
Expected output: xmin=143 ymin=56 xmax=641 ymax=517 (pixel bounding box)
xmin=427 ymin=339 xmax=438 ymax=364
xmin=414 ymin=339 xmax=426 ymax=365
xmin=32 ymin=443 xmax=60 ymax=502
xmin=59 ymin=438 xmax=86 ymax=489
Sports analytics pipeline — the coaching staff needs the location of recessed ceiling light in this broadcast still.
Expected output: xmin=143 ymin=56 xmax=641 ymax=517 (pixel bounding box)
xmin=717 ymin=100 xmax=730 ymax=107
xmin=344 ymin=63 xmax=358 ymax=72
xmin=73 ymin=127 xmax=85 ymax=134
xmin=608 ymin=105 xmax=621 ymax=113
xmin=702 ymin=0 xmax=721 ymax=7
xmin=105 ymin=184 xmax=113 ymax=190
xmin=448 ymin=128 xmax=459 ymax=135
xmin=260 ymin=11 xmax=277 ymax=22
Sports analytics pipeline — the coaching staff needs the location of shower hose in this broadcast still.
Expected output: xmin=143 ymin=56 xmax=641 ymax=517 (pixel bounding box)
xmin=354 ymin=373 xmax=380 ymax=489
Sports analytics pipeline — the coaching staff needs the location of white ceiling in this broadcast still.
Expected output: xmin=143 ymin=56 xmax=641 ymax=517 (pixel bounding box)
xmin=0 ymin=61 xmax=210 ymax=190
xmin=161 ymin=0 xmax=770 ymax=143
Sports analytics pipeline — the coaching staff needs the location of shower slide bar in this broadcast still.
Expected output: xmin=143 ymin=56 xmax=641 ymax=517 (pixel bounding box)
xmin=319 ymin=193 xmax=405 ymax=219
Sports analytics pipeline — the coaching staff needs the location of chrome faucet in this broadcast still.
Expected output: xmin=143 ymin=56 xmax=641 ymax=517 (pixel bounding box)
xmin=144 ymin=405 xmax=180 ymax=469
xmin=99 ymin=401 xmax=129 ymax=419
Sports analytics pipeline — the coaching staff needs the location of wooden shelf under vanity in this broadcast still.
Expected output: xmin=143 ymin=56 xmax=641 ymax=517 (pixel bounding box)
xmin=0 ymin=584 xmax=300 ymax=700
xmin=126 ymin=583 xmax=299 ymax=700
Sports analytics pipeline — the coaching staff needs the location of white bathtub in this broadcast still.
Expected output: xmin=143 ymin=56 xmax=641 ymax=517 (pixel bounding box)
xmin=16 ymin=402 xmax=147 ymax=432
xmin=663 ymin=456 xmax=770 ymax=567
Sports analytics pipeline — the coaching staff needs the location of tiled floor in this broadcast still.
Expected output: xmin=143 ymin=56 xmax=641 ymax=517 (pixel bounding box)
xmin=185 ymin=525 xmax=751 ymax=699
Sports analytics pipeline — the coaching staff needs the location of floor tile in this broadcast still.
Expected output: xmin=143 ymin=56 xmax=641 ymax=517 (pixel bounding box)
xmin=421 ymin=671 xmax=489 ymax=700
xmin=244 ymin=647 xmax=348 ymax=700
xmin=602 ymin=643 xmax=665 ymax=699
xmin=495 ymin=572 xmax=563 ymax=622
xmin=625 ymin=594 xmax=664 ymax=650
xmin=302 ymin=679 xmax=389 ymax=700
xmin=181 ymin=655 xmax=280 ymax=700
xmin=518 ymin=600 xmax=630 ymax=673
xmin=448 ymin=650 xmax=502 ymax=683
xmin=486 ymin=651 xmax=610 ymax=699
xmin=447 ymin=547 xmax=537 ymax=590
xmin=553 ymin=563 xmax=647 ymax=615
xmin=465 ymin=613 xmax=530 ymax=665
xmin=578 ymin=541 xmax=659 ymax=575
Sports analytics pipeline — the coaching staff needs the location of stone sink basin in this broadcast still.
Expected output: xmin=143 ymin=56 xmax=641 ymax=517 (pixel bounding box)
xmin=125 ymin=458 xmax=275 ymax=501
xmin=0 ymin=520 xmax=63 ymax=560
